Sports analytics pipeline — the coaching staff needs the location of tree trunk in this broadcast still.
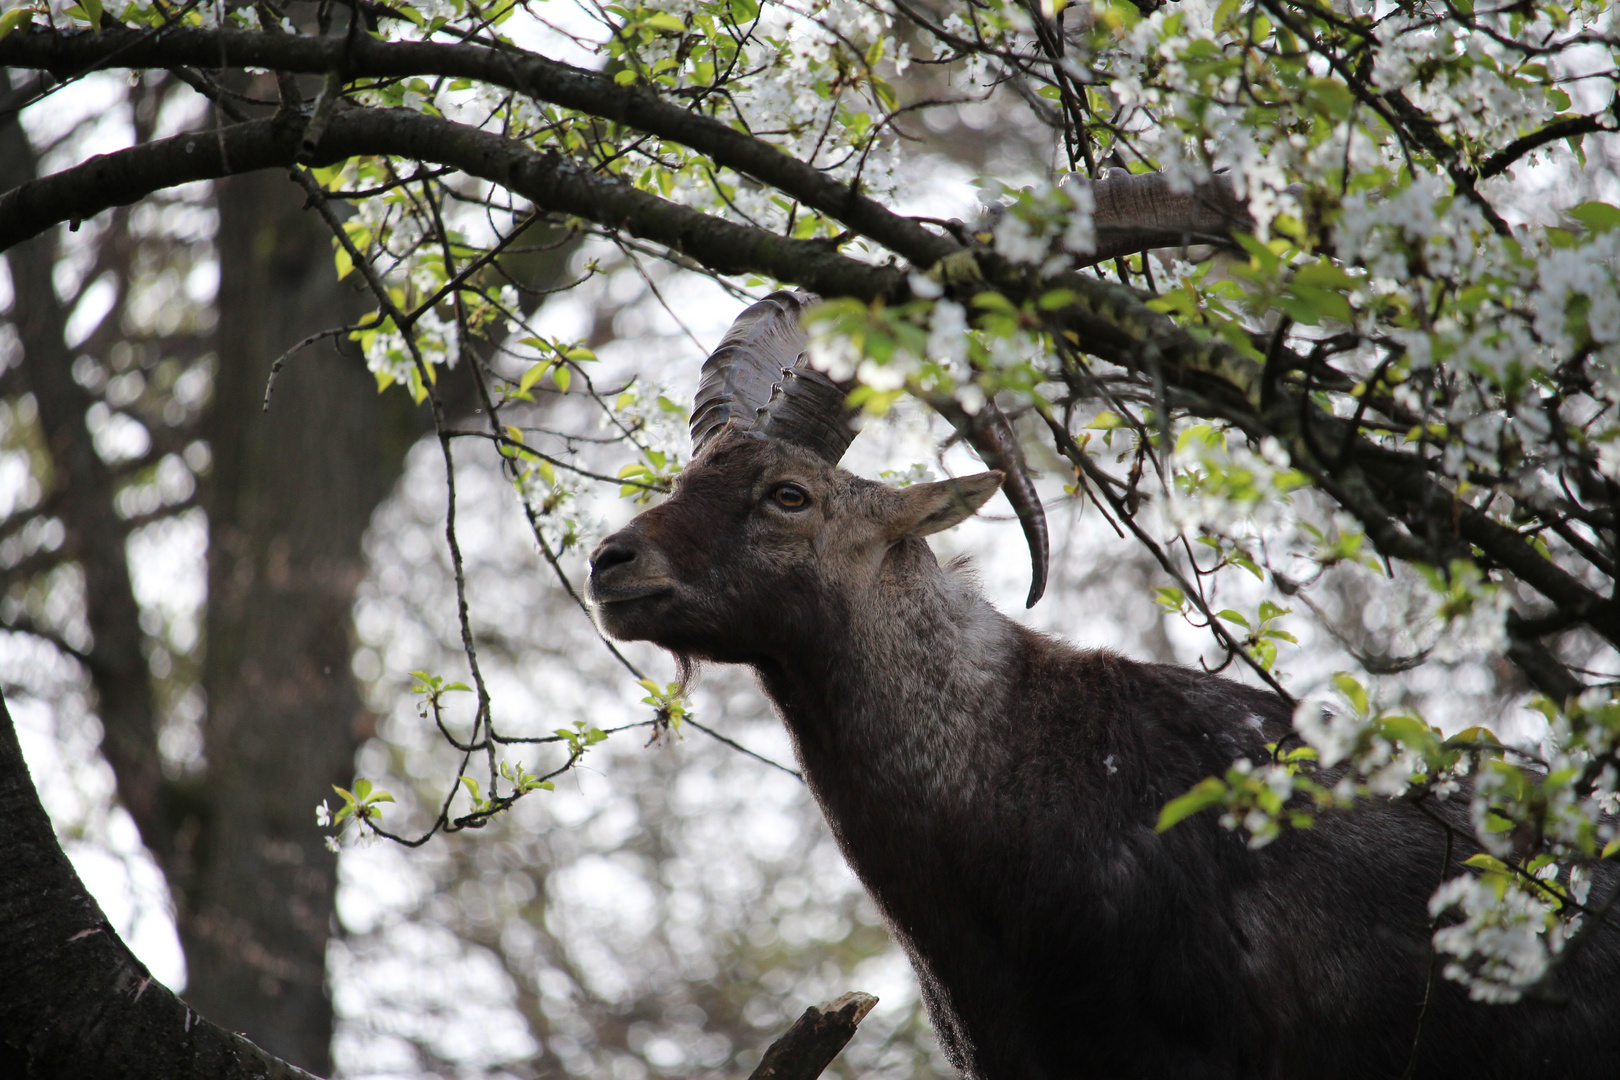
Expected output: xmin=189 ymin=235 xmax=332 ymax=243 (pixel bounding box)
xmin=175 ymin=164 xmax=417 ymax=1074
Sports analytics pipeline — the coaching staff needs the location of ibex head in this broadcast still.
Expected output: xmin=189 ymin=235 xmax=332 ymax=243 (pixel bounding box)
xmin=590 ymin=426 xmax=1003 ymax=661
xmin=587 ymin=290 xmax=1048 ymax=660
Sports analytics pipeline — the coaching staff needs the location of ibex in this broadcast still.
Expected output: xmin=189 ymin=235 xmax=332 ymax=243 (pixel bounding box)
xmin=587 ymin=292 xmax=1620 ymax=1079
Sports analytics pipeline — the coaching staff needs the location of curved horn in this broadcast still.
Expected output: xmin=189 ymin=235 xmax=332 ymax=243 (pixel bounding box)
xmin=925 ymin=393 xmax=1050 ymax=608
xmin=1075 ymin=169 xmax=1253 ymax=267
xmin=690 ymin=290 xmax=857 ymax=463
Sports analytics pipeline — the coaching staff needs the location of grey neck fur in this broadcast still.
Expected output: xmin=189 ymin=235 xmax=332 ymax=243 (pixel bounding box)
xmin=754 ymin=542 xmax=1025 ymax=882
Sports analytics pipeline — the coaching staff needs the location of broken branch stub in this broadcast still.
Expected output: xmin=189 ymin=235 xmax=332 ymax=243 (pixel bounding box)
xmin=746 ymin=992 xmax=879 ymax=1080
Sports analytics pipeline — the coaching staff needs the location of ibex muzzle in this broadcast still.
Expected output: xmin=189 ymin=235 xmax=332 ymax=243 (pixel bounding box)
xmin=587 ymin=292 xmax=1620 ymax=1080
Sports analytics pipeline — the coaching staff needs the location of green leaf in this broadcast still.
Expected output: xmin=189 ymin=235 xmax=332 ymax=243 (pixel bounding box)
xmin=553 ymin=366 xmax=571 ymax=393
xmin=1568 ymin=133 xmax=1588 ymax=168
xmin=0 ymin=8 xmax=38 ymax=41
xmin=645 ymin=12 xmax=685 ymax=32
xmin=614 ymin=69 xmax=639 ymax=86
xmin=1486 ymin=760 xmax=1529 ymax=800
xmin=1449 ymin=725 xmax=1501 ymax=748
xmin=970 ymin=291 xmax=1019 ymax=315
xmin=1234 ymin=232 xmax=1284 ymax=274
xmin=1217 ymin=609 xmax=1251 ymax=629
xmin=519 ymin=360 xmax=552 ymax=394
xmin=1569 ymin=201 xmax=1620 ymax=234
xmin=1230 ymin=553 xmax=1265 ymax=580
xmin=1303 ymin=77 xmax=1355 ymax=120
xmin=1156 ymin=777 xmax=1228 ymax=832
xmin=1378 ymin=715 xmax=1434 ymax=748
xmin=1463 ymin=852 xmax=1509 ymax=873
xmin=354 ymin=778 xmax=372 ymax=800
xmin=407 ymin=364 xmax=428 ymax=405
xmin=1153 ymin=586 xmax=1186 ymax=611
xmin=1331 ymin=672 xmax=1369 ymax=715
xmin=81 ymin=0 xmax=101 ymax=29
xmin=1602 ymin=836 xmax=1620 ymax=859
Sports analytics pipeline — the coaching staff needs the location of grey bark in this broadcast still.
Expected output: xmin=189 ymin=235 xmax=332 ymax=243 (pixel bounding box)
xmin=0 ymin=692 xmax=319 ymax=1080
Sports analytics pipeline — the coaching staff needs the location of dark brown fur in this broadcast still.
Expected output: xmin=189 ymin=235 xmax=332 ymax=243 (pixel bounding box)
xmin=588 ymin=430 xmax=1620 ymax=1080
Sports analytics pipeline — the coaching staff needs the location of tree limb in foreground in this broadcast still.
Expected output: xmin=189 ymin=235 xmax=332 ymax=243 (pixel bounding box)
xmin=0 ymin=25 xmax=960 ymax=272
xmin=0 ymin=101 xmax=1251 ymax=407
xmin=0 ymin=26 xmax=1261 ymax=272
xmin=0 ymin=693 xmax=318 ymax=1080
xmin=0 ymin=106 xmax=904 ymax=303
xmin=0 ymin=688 xmax=879 ymax=1079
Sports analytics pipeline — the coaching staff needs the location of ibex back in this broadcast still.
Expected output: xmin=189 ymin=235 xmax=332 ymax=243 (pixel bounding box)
xmin=588 ymin=292 xmax=1620 ymax=1080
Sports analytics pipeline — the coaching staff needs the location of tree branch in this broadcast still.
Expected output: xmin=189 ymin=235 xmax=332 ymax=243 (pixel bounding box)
xmin=0 ymin=106 xmax=904 ymax=300
xmin=745 ymin=992 xmax=877 ymax=1080
xmin=0 ymin=693 xmax=320 ymax=1080
xmin=0 ymin=613 xmax=90 ymax=664
xmin=1479 ymin=100 xmax=1620 ymax=179
xmin=0 ymin=26 xmax=961 ymax=268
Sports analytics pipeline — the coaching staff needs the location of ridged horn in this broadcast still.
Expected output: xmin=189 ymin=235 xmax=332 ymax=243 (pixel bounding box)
xmin=924 ymin=393 xmax=1050 ymax=609
xmin=690 ymin=290 xmax=857 ymax=463
xmin=1075 ymin=168 xmax=1252 ymax=266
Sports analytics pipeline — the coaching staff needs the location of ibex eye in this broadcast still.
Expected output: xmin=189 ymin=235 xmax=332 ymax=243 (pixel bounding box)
xmin=772 ymin=484 xmax=809 ymax=510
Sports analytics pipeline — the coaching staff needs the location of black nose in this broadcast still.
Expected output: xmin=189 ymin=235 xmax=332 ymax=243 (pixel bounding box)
xmin=591 ymin=541 xmax=637 ymax=576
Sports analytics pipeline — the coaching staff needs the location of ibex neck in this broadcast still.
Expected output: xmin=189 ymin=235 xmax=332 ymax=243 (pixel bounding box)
xmin=758 ymin=566 xmax=1021 ymax=812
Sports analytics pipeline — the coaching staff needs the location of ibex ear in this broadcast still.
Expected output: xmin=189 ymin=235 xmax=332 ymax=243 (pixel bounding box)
xmin=884 ymin=471 xmax=1004 ymax=540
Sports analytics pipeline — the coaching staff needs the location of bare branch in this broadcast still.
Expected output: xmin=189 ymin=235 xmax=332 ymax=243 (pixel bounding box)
xmin=0 ymin=106 xmax=904 ymax=300
xmin=745 ymin=992 xmax=877 ymax=1080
